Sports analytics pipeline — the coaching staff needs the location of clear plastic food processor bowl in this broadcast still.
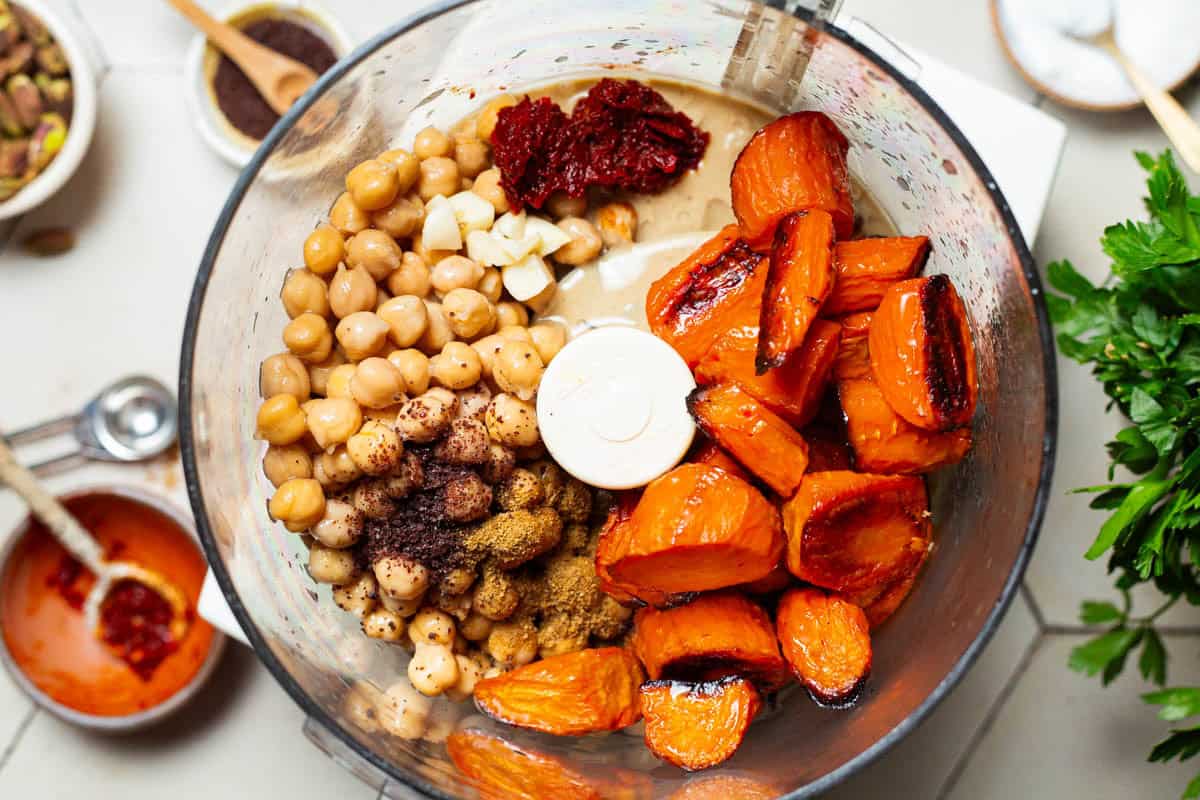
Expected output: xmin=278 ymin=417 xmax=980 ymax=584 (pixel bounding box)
xmin=180 ymin=1 xmax=1056 ymax=797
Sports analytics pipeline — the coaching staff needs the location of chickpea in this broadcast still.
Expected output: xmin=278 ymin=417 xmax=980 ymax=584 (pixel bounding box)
xmin=453 ymin=139 xmax=490 ymax=179
xmin=431 ymin=255 xmax=484 ymax=294
xmin=256 ymin=394 xmax=307 ymax=445
xmin=441 ymin=567 xmax=476 ymax=597
xmin=411 ymin=125 xmax=451 ymax=160
xmin=424 ymin=387 xmax=458 ymax=408
xmin=263 ymin=444 xmax=313 ymax=487
xmin=492 ymin=340 xmax=544 ymax=401
xmin=471 ymin=167 xmax=509 ymax=214
xmin=408 ymin=643 xmax=458 ymax=696
xmin=330 ymin=192 xmax=370 ymax=236
xmin=374 ymin=555 xmax=430 ymax=600
xmin=311 ymin=497 xmax=364 ymax=548
xmin=443 ymin=473 xmax=493 ymax=523
xmin=455 ymin=383 xmax=492 ymax=422
xmin=333 ymin=572 xmax=378 ymax=618
xmin=430 ymin=341 xmax=483 ymax=390
xmin=528 ymin=321 xmax=567 ymax=364
xmin=410 ymin=233 xmax=456 ymax=267
xmin=346 ymin=420 xmax=403 ymax=476
xmin=379 ymin=680 xmax=431 ymax=740
xmin=346 ymin=229 xmax=403 ymax=281
xmin=475 ymin=267 xmax=503 ymax=305
xmin=370 ymin=194 xmax=423 ymax=239
xmin=308 ymin=349 xmax=348 ymax=397
xmin=485 ymin=619 xmax=538 ymax=667
xmin=382 ymin=591 xmax=425 ymax=618
xmin=393 ymin=391 xmax=454 ymax=443
xmin=475 ymin=94 xmax=518 ymax=141
xmin=376 ymin=295 xmax=429 ymax=348
xmin=387 ymin=252 xmax=433 ymax=298
xmin=344 ymin=681 xmax=383 ymax=733
xmin=459 ymin=611 xmax=493 ymax=642
xmin=545 ymin=191 xmax=587 ymax=219
xmin=417 ymin=156 xmax=460 ymax=202
xmin=374 ymin=286 xmax=393 ymax=313
xmin=482 ymin=442 xmax=516 ymax=483
xmin=324 ymin=363 xmax=357 ymax=399
xmin=346 ymin=158 xmax=400 ymax=211
xmin=417 ymin=301 xmax=455 ymax=355
xmin=377 ymin=148 xmax=420 ymax=194
xmin=303 ymin=397 xmax=362 ymax=450
xmin=281 ymin=268 xmax=330 ymax=319
xmin=471 ymin=334 xmax=504 ymax=379
xmin=363 ymin=404 xmax=402 ymax=424
xmin=525 ymin=280 xmax=557 ymax=314
xmin=350 ymin=357 xmax=407 ymax=410
xmin=472 ymin=567 xmax=519 ymax=621
xmin=597 ymin=201 xmax=638 ymax=247
xmin=313 ymin=445 xmax=362 ymax=490
xmin=442 ymin=289 xmax=494 ymax=340
xmin=353 ymin=478 xmax=395 ymax=520
xmin=485 ymin=394 xmax=539 ymax=447
xmin=308 ymin=543 xmax=357 ymax=584
xmin=387 ymin=349 xmax=431 ymax=395
xmin=445 ymin=654 xmax=484 ymax=702
xmin=494 ymin=301 xmax=529 ymax=330
xmin=261 ymin=352 xmax=311 ymax=401
xmin=384 ymin=450 xmax=424 ymax=500
xmin=335 ymin=311 xmax=390 ymax=361
xmin=328 ymin=264 xmax=378 ymax=319
xmin=363 ymin=609 xmax=405 ymax=642
xmin=283 ymin=313 xmax=334 ymax=364
xmin=408 ymin=608 xmax=456 ymax=647
xmin=302 ymin=224 xmax=345 ymax=276
xmin=553 ymin=216 xmax=604 ymax=265
xmin=269 ymin=478 xmax=326 ymax=532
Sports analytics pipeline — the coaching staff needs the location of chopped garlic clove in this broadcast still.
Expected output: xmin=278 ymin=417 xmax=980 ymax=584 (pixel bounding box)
xmin=524 ymin=216 xmax=572 ymax=256
xmin=493 ymin=210 xmax=527 ymax=240
xmin=449 ymin=191 xmax=496 ymax=235
xmin=497 ymin=232 xmax=541 ymax=263
xmin=501 ymin=252 xmax=555 ymax=302
xmin=422 ymin=195 xmax=463 ymax=252
xmin=466 ymin=230 xmax=516 ymax=267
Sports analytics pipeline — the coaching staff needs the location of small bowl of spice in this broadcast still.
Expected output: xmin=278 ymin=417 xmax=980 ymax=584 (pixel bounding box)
xmin=0 ymin=486 xmax=224 ymax=731
xmin=185 ymin=1 xmax=351 ymax=168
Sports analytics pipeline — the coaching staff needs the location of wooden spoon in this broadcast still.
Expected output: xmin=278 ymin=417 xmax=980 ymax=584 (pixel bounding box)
xmin=0 ymin=437 xmax=190 ymax=647
xmin=166 ymin=0 xmax=317 ymax=116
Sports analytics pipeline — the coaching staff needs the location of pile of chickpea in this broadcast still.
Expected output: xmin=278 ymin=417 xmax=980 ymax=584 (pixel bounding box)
xmin=254 ymin=97 xmax=639 ymax=741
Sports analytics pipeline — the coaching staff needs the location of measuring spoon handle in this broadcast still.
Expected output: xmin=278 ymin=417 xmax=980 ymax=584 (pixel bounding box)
xmin=3 ymin=411 xmax=80 ymax=446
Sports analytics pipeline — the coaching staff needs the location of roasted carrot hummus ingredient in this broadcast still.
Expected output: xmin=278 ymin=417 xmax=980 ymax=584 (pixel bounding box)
xmin=869 ymin=275 xmax=978 ymax=431
xmin=447 ymin=730 xmax=602 ymax=800
xmin=776 ymin=587 xmax=872 ymax=705
xmin=632 ymin=591 xmax=789 ymax=692
xmin=605 ymin=464 xmax=784 ymax=600
xmin=646 ymin=225 xmax=766 ymax=367
xmin=669 ymin=775 xmax=780 ymax=800
xmin=782 ymin=471 xmax=932 ymax=594
xmin=824 ymin=236 xmax=930 ymax=315
xmin=756 ymin=209 xmax=837 ymax=373
xmin=473 ymin=647 xmax=644 ymax=735
xmin=640 ymin=677 xmax=762 ymax=771
xmin=730 ymin=111 xmax=854 ymax=248
xmin=831 ymin=311 xmax=874 ymax=381
xmin=846 ymin=552 xmax=928 ymax=628
xmin=686 ymin=438 xmax=751 ymax=482
xmin=687 ymin=383 xmax=809 ymax=497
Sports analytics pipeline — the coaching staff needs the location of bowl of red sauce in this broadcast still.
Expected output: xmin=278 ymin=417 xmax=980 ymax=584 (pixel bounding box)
xmin=0 ymin=486 xmax=224 ymax=730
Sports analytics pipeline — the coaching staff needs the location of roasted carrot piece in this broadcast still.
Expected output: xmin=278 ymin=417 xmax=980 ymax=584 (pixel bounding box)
xmin=448 ymin=730 xmax=602 ymax=800
xmin=632 ymin=591 xmax=790 ymax=692
xmin=473 ymin=647 xmax=644 ymax=736
xmin=608 ymin=465 xmax=783 ymax=600
xmin=801 ymin=422 xmax=854 ymax=472
xmin=782 ymin=471 xmax=931 ymax=594
xmin=640 ymin=677 xmax=762 ymax=771
xmin=740 ymin=562 xmax=793 ymax=595
xmin=687 ymin=383 xmax=809 ymax=497
xmin=846 ymin=545 xmax=928 ymax=628
xmin=687 ymin=437 xmax=751 ymax=482
xmin=776 ymin=587 xmax=872 ymax=705
xmin=824 ymin=236 xmax=930 ymax=315
xmin=831 ymin=311 xmax=873 ymax=380
xmin=756 ymin=210 xmax=837 ymax=373
xmin=731 ymin=111 xmax=854 ymax=249
xmin=869 ymin=275 xmax=978 ymax=431
xmin=839 ymin=377 xmax=972 ymax=474
xmin=595 ymin=490 xmax=676 ymax=608
xmin=670 ymin=776 xmax=780 ymax=800
xmin=696 ymin=317 xmax=842 ymax=428
xmin=645 ymin=225 xmax=767 ymax=366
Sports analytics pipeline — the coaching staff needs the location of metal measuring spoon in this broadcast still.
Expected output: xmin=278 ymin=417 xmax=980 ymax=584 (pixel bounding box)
xmin=3 ymin=376 xmax=178 ymax=476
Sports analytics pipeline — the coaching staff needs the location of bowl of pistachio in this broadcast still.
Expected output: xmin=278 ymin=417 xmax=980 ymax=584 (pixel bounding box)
xmin=0 ymin=0 xmax=95 ymax=219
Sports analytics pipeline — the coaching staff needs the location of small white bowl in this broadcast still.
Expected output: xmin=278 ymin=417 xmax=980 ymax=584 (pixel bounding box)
xmin=184 ymin=1 xmax=353 ymax=169
xmin=0 ymin=0 xmax=99 ymax=220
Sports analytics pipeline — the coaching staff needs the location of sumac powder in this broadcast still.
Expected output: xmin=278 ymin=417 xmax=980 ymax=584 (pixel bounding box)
xmin=212 ymin=18 xmax=337 ymax=141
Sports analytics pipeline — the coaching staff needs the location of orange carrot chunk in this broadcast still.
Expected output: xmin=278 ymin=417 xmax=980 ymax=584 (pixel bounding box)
xmin=640 ymin=677 xmax=762 ymax=771
xmin=669 ymin=776 xmax=781 ymax=800
xmin=776 ymin=587 xmax=872 ymax=705
xmin=845 ymin=545 xmax=929 ymax=628
xmin=869 ymin=275 xmax=978 ymax=432
xmin=756 ymin=209 xmax=837 ymax=373
xmin=473 ymin=647 xmax=644 ymax=736
xmin=839 ymin=377 xmax=973 ymax=474
xmin=731 ymin=111 xmax=854 ymax=249
xmin=824 ymin=236 xmax=930 ymax=315
xmin=448 ymin=730 xmax=602 ymax=800
xmin=594 ymin=490 xmax=673 ymax=608
xmin=687 ymin=383 xmax=809 ymax=497
xmin=687 ymin=437 xmax=752 ymax=482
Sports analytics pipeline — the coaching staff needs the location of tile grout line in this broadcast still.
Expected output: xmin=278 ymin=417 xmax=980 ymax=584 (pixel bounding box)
xmin=1020 ymin=582 xmax=1047 ymax=630
xmin=933 ymin=630 xmax=1046 ymax=800
xmin=1045 ymin=623 xmax=1200 ymax=636
xmin=0 ymin=707 xmax=38 ymax=775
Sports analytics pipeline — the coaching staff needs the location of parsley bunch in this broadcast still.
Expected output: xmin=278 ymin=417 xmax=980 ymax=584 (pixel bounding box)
xmin=1048 ymin=151 xmax=1200 ymax=799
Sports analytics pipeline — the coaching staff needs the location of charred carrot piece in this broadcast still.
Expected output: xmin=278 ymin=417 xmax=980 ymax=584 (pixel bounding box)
xmin=646 ymin=225 xmax=767 ymax=366
xmin=845 ymin=545 xmax=929 ymax=628
xmin=824 ymin=236 xmax=930 ymax=315
xmin=632 ymin=591 xmax=790 ymax=691
xmin=669 ymin=776 xmax=781 ymax=800
xmin=739 ymin=563 xmax=794 ymax=596
xmin=594 ymin=490 xmax=677 ymax=608
xmin=473 ymin=647 xmax=644 ymax=736
xmin=776 ymin=587 xmax=872 ymax=705
xmin=801 ymin=422 xmax=854 ymax=472
xmin=640 ymin=677 xmax=762 ymax=771
xmin=448 ymin=730 xmax=602 ymax=800
xmin=731 ymin=111 xmax=855 ymax=249
xmin=839 ymin=377 xmax=972 ymax=474
xmin=608 ymin=465 xmax=783 ymax=600
xmin=869 ymin=275 xmax=978 ymax=431
xmin=687 ymin=437 xmax=751 ymax=482
xmin=687 ymin=383 xmax=809 ymax=497
xmin=696 ymin=318 xmax=842 ymax=428
xmin=782 ymin=470 xmax=931 ymax=594
xmin=756 ymin=210 xmax=837 ymax=373
xmin=831 ymin=311 xmax=873 ymax=381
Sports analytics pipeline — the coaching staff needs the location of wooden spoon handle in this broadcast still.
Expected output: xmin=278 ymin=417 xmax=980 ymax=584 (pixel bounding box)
xmin=0 ymin=436 xmax=105 ymax=571
xmin=1107 ymin=43 xmax=1200 ymax=173
xmin=167 ymin=0 xmax=265 ymax=63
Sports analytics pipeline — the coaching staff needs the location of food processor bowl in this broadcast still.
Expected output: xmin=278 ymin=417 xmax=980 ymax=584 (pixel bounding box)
xmin=180 ymin=1 xmax=1056 ymax=797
